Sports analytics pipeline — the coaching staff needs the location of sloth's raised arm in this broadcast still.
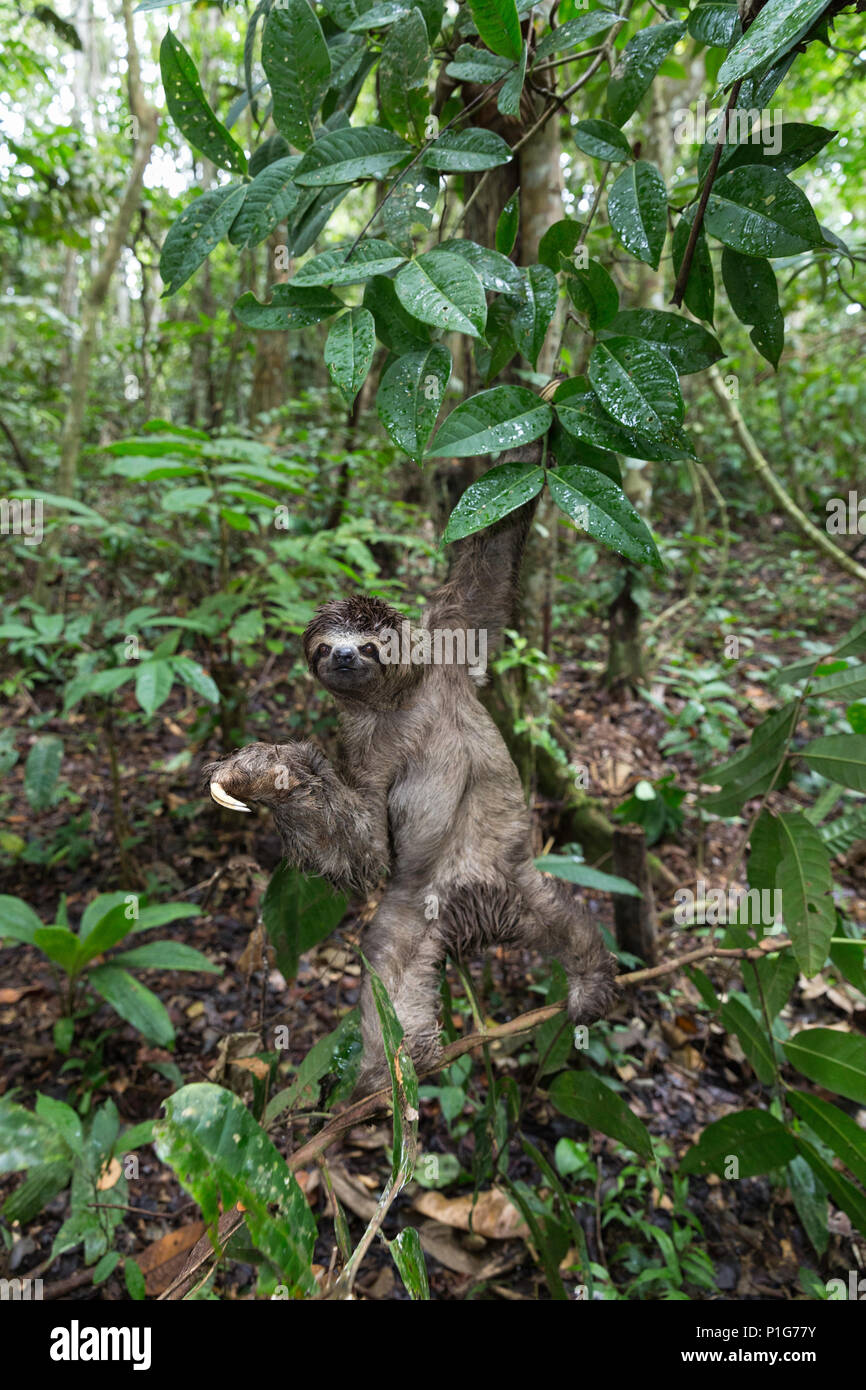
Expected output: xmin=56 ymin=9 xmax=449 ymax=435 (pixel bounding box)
xmin=206 ymin=742 xmax=390 ymax=897
xmin=423 ymin=444 xmax=542 ymax=656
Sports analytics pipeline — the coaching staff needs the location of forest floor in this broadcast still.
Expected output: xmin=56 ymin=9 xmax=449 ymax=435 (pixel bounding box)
xmin=1 ymin=538 xmax=865 ymax=1300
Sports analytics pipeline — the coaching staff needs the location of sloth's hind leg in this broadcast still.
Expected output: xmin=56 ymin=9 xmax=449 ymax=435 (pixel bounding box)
xmin=524 ymin=873 xmax=619 ymax=1026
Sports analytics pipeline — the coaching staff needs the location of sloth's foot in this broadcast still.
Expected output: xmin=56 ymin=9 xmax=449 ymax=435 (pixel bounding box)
xmin=567 ymin=947 xmax=619 ymax=1027
xmin=353 ymin=1035 xmax=444 ymax=1100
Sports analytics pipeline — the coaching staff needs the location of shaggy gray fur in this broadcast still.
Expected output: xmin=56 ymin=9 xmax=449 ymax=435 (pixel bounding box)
xmin=206 ymin=468 xmax=617 ymax=1090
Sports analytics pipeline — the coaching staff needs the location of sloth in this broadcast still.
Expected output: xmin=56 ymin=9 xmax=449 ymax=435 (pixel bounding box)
xmin=206 ymin=460 xmax=618 ymax=1092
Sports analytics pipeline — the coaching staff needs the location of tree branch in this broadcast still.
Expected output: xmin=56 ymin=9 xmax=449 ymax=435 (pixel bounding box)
xmin=708 ymin=365 xmax=866 ymax=586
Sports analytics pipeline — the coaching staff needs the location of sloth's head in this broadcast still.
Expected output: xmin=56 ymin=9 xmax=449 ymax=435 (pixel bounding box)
xmin=303 ymin=596 xmax=418 ymax=704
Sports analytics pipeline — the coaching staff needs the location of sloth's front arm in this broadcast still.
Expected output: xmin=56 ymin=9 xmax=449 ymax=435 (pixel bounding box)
xmin=206 ymin=742 xmax=390 ymax=897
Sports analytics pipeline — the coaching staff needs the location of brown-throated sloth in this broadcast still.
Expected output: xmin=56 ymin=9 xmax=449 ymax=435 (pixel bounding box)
xmin=206 ymin=450 xmax=617 ymax=1091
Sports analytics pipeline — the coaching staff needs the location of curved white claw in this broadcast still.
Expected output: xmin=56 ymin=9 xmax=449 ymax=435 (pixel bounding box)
xmin=210 ymin=779 xmax=251 ymax=813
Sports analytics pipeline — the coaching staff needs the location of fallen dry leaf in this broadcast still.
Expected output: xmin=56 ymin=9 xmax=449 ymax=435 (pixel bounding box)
xmin=137 ymin=1223 xmax=207 ymax=1297
xmin=413 ymin=1188 xmax=529 ymax=1240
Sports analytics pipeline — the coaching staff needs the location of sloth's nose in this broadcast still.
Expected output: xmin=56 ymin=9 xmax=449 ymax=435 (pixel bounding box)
xmin=333 ymin=646 xmax=357 ymax=669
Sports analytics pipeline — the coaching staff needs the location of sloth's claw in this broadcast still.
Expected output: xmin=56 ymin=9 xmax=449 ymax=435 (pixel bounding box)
xmin=210 ymin=779 xmax=251 ymax=813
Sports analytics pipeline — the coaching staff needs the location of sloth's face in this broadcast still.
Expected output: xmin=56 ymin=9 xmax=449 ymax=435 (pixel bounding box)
xmin=310 ymin=629 xmax=384 ymax=697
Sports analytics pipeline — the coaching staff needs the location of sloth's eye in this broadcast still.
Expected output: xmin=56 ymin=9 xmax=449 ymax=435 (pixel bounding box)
xmin=316 ymin=644 xmax=330 ymax=659
xmin=360 ymin=643 xmax=378 ymax=659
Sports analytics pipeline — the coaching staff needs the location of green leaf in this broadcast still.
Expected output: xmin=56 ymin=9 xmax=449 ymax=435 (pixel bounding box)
xmin=507 ymin=263 xmax=558 ymax=367
xmin=607 ymin=161 xmax=667 ymax=269
xmin=112 ymin=941 xmax=222 ymax=974
xmin=783 ymin=1028 xmax=866 ymax=1104
xmin=266 ymin=1014 xmax=360 ymax=1121
xmin=717 ymin=0 xmax=832 ymax=88
xmin=383 ymin=169 xmax=438 ymax=253
xmin=474 ymin=299 xmax=519 ymax=383
xmin=809 ymin=664 xmax=866 ymax=702
xmin=549 ymin=1071 xmax=653 ymax=1159
xmin=572 ymin=118 xmax=632 ymax=164
xmin=135 ymin=659 xmax=175 ymax=716
xmin=566 ymin=260 xmax=619 ymax=331
xmin=588 ymin=338 xmax=683 ymax=436
xmin=376 ymin=344 xmax=452 ymax=461
xmin=289 ymin=182 xmax=352 ymax=256
xmin=467 ymin=0 xmax=522 ymax=60
xmin=606 ymin=309 xmax=728 ymax=375
xmin=363 ymin=274 xmax=432 ymax=354
xmin=80 ymin=892 xmax=132 ymax=939
xmin=249 ymin=132 xmax=290 ymax=177
xmin=721 ymin=247 xmax=783 ymax=366
xmin=823 ymin=808 xmax=866 ymax=861
xmin=154 ymin=1083 xmax=316 ymax=1294
xmin=160 ymin=30 xmax=246 ymax=174
xmin=438 ymin=238 xmax=523 ymax=294
xmin=170 ymin=656 xmax=220 ymax=705
xmin=366 ymin=961 xmax=419 ymax=1183
xmin=606 ymin=21 xmax=686 ymax=126
xmin=395 ymin=249 xmax=487 ymax=338
xmin=776 ymin=811 xmax=835 ymax=975
xmin=745 ymin=949 xmax=798 ymax=1020
xmin=388 ymin=1226 xmax=430 ymax=1298
xmin=62 ymin=666 xmax=141 ymax=713
xmin=443 ymin=460 xmax=544 ymax=541
xmin=426 ymin=386 xmax=551 ymax=458
xmin=88 ymin=965 xmax=175 ymax=1046
xmin=497 ymin=40 xmax=527 ymax=117
xmin=324 ymin=307 xmax=375 ymax=407
xmin=793 ymin=1135 xmax=866 ymax=1239
xmin=292 ymin=238 xmax=406 ymax=286
xmin=555 ymin=389 xmax=695 ymax=463
xmin=801 ymin=734 xmax=866 ymax=792
xmin=533 ymin=11 xmax=622 ymax=64
xmin=379 ymin=8 xmax=430 ymax=140
xmin=788 ymin=1091 xmax=866 ymax=1187
xmin=294 ymin=125 xmax=411 ymax=184
xmin=547 ymin=463 xmax=663 ymax=570
xmin=131 ymin=902 xmax=202 ymax=933
xmin=424 ymin=127 xmax=512 ymax=172
xmin=0 ymin=1099 xmax=67 ymax=1172
xmin=537 ymin=856 xmax=642 ymax=896
xmin=687 ymin=0 xmax=740 ymax=48
xmin=701 ymin=703 xmax=797 ymax=818
xmin=24 ymin=734 xmax=63 ymax=811
xmin=706 ymin=122 xmax=836 ymax=179
xmin=720 ymin=996 xmax=777 ymax=1084
xmin=538 ymin=217 xmax=582 ymax=271
xmin=496 ymin=190 xmax=520 ymax=255
xmin=262 ymin=862 xmax=347 ymax=982
xmin=0 ymin=895 xmax=43 ymax=944
xmin=2 ymin=1160 xmax=71 ymax=1224
xmin=679 ymin=1110 xmax=796 ymax=1177
xmin=160 ymin=185 xmax=247 ymax=297
xmin=74 ymin=903 xmax=139 ymax=969
xmin=704 ymin=166 xmax=824 ymax=256
xmin=228 ymin=157 xmax=300 ymax=248
xmin=446 ymin=44 xmax=514 ymax=83
xmin=347 ymin=1 xmax=411 ymax=30
xmin=262 ymin=0 xmax=331 ymax=151
xmin=35 ymin=1094 xmax=83 ymax=1155
xmin=234 ymin=283 xmax=345 ymax=330
xmin=786 ymin=1154 xmax=828 ymax=1256
xmin=33 ymin=927 xmax=79 ymax=975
